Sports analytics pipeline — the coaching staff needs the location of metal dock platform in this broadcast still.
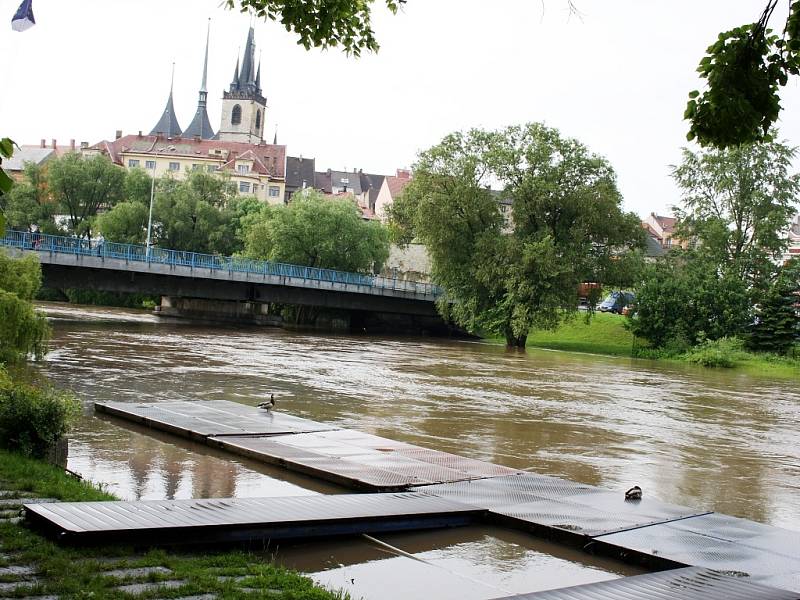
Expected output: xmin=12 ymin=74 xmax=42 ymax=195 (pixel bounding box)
xmin=25 ymin=399 xmax=799 ymax=598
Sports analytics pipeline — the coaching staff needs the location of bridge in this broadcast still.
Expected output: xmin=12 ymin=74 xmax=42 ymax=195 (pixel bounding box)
xmin=1 ymin=230 xmax=449 ymax=332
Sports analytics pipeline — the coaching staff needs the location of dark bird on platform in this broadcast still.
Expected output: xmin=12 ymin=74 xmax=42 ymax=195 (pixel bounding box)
xmin=257 ymin=394 xmax=275 ymax=410
xmin=625 ymin=485 xmax=642 ymax=501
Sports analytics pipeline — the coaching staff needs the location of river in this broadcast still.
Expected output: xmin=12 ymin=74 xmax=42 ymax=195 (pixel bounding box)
xmin=33 ymin=302 xmax=800 ymax=599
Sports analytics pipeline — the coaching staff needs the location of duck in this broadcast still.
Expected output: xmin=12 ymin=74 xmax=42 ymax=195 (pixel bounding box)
xmin=625 ymin=485 xmax=642 ymax=501
xmin=257 ymin=394 xmax=275 ymax=411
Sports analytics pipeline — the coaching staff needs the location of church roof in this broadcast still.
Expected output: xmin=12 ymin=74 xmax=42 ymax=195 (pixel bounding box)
xmin=183 ymin=21 xmax=215 ymax=140
xmin=149 ymin=90 xmax=182 ymax=137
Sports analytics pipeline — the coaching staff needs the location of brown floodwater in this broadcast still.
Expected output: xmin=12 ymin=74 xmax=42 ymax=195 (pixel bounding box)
xmin=33 ymin=302 xmax=800 ymax=599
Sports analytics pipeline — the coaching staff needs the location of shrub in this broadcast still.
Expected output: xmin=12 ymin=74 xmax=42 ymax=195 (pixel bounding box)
xmin=0 ymin=377 xmax=81 ymax=458
xmin=683 ymin=337 xmax=747 ymax=368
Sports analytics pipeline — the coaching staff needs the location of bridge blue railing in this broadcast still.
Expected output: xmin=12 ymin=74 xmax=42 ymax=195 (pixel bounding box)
xmin=1 ymin=230 xmax=442 ymax=299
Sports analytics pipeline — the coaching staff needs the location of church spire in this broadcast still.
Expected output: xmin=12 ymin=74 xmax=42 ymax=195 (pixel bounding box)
xmin=240 ymin=27 xmax=256 ymax=89
xmin=230 ymin=55 xmax=240 ymax=90
xmin=255 ymin=58 xmax=261 ymax=92
xmin=149 ymin=63 xmax=182 ymax=137
xmin=184 ymin=20 xmax=215 ymax=140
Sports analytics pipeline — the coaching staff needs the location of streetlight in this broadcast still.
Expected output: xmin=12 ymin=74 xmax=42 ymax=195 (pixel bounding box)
xmin=145 ymin=156 xmax=158 ymax=260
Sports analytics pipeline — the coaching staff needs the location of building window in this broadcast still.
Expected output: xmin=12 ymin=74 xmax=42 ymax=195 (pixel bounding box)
xmin=145 ymin=160 xmax=156 ymax=170
xmin=206 ymin=165 xmax=216 ymax=173
xmin=168 ymin=162 xmax=180 ymax=171
xmin=192 ymin=164 xmax=201 ymax=171
xmin=128 ymin=159 xmax=140 ymax=168
xmin=237 ymin=164 xmax=250 ymax=174
xmin=268 ymin=186 xmax=280 ymax=198
xmin=239 ymin=181 xmax=250 ymax=193
xmin=255 ymin=109 xmax=261 ymax=130
xmin=231 ymin=104 xmax=242 ymax=125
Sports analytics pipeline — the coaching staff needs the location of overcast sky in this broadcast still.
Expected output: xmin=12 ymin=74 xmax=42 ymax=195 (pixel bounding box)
xmin=2 ymin=0 xmax=799 ymax=217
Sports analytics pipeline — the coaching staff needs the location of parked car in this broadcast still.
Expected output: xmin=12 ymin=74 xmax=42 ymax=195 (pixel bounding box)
xmin=598 ymin=291 xmax=635 ymax=314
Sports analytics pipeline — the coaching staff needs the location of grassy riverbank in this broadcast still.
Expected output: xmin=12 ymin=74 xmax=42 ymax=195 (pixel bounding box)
xmin=0 ymin=449 xmax=349 ymax=599
xmin=497 ymin=312 xmax=800 ymax=378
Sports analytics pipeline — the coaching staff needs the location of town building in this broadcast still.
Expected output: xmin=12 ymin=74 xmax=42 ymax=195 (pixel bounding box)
xmin=5 ymin=139 xmax=81 ymax=181
xmin=86 ymin=25 xmax=286 ymax=203
xmin=642 ymin=212 xmax=689 ymax=249
xmin=284 ymin=156 xmax=315 ymax=202
xmin=783 ymin=214 xmax=800 ymax=264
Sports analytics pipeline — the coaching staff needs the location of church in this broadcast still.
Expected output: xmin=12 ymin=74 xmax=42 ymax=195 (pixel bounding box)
xmin=86 ymin=25 xmax=287 ymax=203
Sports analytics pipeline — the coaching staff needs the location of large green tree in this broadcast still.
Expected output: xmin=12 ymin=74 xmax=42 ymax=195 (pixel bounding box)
xmin=390 ymin=123 xmax=644 ymax=347
xmin=47 ymin=154 xmax=125 ymax=240
xmin=0 ymin=162 xmax=57 ymax=233
xmin=686 ymin=0 xmax=800 ymax=147
xmin=0 ymin=251 xmax=49 ymax=362
xmin=244 ymin=191 xmax=389 ymax=272
xmin=747 ymin=258 xmax=800 ymax=355
xmin=672 ymin=139 xmax=799 ymax=290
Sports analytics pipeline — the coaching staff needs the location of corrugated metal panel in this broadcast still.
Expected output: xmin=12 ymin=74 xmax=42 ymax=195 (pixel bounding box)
xmin=491 ymin=567 xmax=800 ymax=600
xmin=411 ymin=474 xmax=602 ymax=508
xmin=24 ymin=492 xmax=483 ymax=545
xmin=750 ymin=572 xmax=800 ymax=594
xmin=594 ymin=520 xmax=800 ymax=580
xmin=95 ymin=401 xmax=337 ymax=438
xmin=211 ymin=432 xmax=518 ymax=491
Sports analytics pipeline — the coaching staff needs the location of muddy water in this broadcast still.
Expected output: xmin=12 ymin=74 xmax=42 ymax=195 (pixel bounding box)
xmin=34 ymin=303 xmax=800 ymax=599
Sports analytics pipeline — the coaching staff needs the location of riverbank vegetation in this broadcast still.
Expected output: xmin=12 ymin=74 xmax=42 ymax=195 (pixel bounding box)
xmin=507 ymin=312 xmax=799 ymax=378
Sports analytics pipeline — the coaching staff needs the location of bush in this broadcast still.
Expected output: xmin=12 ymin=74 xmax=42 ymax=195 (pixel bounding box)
xmin=683 ymin=337 xmax=747 ymax=368
xmin=0 ymin=375 xmax=81 ymax=458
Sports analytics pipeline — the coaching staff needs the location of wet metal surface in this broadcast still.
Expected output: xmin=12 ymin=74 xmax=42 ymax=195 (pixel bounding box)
xmin=95 ymin=400 xmax=336 ymax=439
xmin=491 ymin=566 xmax=800 ymax=600
xmin=25 ymin=492 xmax=483 ymax=545
xmin=211 ymin=430 xmax=520 ymax=490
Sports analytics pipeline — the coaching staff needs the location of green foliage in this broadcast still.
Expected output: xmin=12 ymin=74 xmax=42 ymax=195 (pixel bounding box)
xmin=124 ymin=167 xmax=154 ymax=205
xmin=0 ymin=138 xmax=15 ymax=210
xmin=97 ymin=201 xmax=149 ymax=244
xmin=628 ymin=252 xmax=751 ymax=349
xmin=226 ymin=0 xmax=403 ymax=55
xmin=0 ymin=251 xmax=49 ymax=362
xmin=0 ymin=375 xmax=80 ymax=458
xmin=748 ymin=258 xmax=800 ymax=354
xmin=245 ymin=190 xmax=390 ymax=272
xmin=687 ymin=1 xmax=800 ymax=147
xmin=683 ymin=337 xmax=749 ymax=368
xmin=672 ymin=140 xmax=799 ymax=289
xmin=390 ymin=123 xmax=644 ymax=347
xmin=0 ymin=162 xmax=58 ymax=233
xmin=47 ymin=153 xmax=125 ymax=239
xmin=153 ymin=172 xmax=239 ymax=254
xmin=62 ymin=288 xmax=158 ymax=310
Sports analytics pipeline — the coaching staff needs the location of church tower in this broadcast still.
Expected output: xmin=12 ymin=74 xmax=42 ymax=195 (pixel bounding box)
xmin=183 ymin=20 xmax=215 ymax=140
xmin=218 ymin=27 xmax=266 ymax=144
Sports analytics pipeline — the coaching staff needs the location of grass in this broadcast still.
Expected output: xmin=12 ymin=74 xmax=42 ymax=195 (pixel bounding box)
xmin=492 ymin=312 xmax=800 ymax=379
xmin=0 ymin=450 xmax=351 ymax=599
xmin=524 ymin=312 xmax=635 ymax=356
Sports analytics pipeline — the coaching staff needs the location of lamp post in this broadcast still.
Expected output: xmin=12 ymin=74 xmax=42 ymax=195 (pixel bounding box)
xmin=145 ymin=158 xmax=157 ymax=260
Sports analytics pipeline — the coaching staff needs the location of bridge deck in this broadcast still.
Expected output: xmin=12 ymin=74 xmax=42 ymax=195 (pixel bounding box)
xmin=83 ymin=400 xmax=800 ymax=596
xmin=24 ymin=492 xmax=482 ymax=546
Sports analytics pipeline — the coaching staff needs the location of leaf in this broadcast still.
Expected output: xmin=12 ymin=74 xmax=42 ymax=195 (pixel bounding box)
xmin=0 ymin=169 xmax=13 ymax=194
xmin=0 ymin=138 xmax=14 ymax=159
xmin=688 ymin=90 xmax=700 ymax=99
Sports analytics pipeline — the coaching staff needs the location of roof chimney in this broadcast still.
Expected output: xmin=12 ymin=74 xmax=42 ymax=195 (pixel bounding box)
xmin=70 ymin=139 xmax=75 ymax=151
xmin=115 ymin=130 xmax=123 ymax=140
xmin=51 ymin=139 xmax=57 ymax=149
xmin=138 ymin=131 xmax=142 ymax=138
xmin=40 ymin=139 xmax=45 ymax=148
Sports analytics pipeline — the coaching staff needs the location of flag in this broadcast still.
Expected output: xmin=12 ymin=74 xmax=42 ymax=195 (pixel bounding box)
xmin=11 ymin=0 xmax=35 ymax=32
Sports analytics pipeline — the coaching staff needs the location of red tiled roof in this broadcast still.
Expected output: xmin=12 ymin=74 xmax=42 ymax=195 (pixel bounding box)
xmin=88 ymin=134 xmax=286 ymax=179
xmin=385 ymin=174 xmax=411 ymax=199
xmin=654 ymin=214 xmax=677 ymax=233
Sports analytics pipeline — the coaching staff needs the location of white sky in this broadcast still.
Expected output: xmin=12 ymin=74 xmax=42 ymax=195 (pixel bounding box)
xmin=2 ymin=0 xmax=799 ymax=217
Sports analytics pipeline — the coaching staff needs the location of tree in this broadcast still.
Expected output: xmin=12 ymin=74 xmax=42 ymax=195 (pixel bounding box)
xmin=0 ymin=162 xmax=58 ymax=233
xmin=628 ymin=251 xmax=752 ymax=350
xmin=748 ymin=258 xmax=800 ymax=354
xmin=225 ymin=0 xmax=404 ymax=55
xmin=672 ymin=140 xmax=799 ymax=290
xmin=686 ymin=0 xmax=800 ymax=147
xmin=97 ymin=201 xmax=149 ymax=245
xmin=0 ymin=251 xmax=49 ymax=362
xmin=390 ymin=123 xmax=644 ymax=347
xmin=244 ymin=191 xmax=390 ymax=273
xmin=47 ymin=154 xmax=125 ymax=240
